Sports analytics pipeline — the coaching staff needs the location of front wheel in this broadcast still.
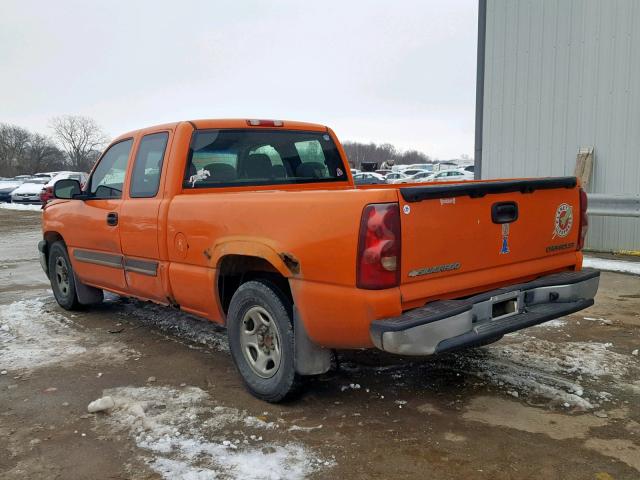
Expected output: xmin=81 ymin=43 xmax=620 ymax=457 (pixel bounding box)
xmin=227 ymin=280 xmax=298 ymax=402
xmin=48 ymin=241 xmax=81 ymax=310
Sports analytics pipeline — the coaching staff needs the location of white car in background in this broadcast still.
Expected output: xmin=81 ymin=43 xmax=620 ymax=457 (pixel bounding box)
xmin=40 ymin=171 xmax=89 ymax=204
xmin=352 ymin=172 xmax=386 ymax=185
xmin=401 ymin=171 xmax=434 ymax=183
xmin=10 ymin=177 xmax=49 ymax=204
xmin=425 ymin=169 xmax=474 ymax=183
xmin=385 ymin=172 xmax=411 ymax=184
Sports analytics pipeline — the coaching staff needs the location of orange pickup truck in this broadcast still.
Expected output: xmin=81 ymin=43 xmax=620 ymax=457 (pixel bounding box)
xmin=39 ymin=119 xmax=599 ymax=402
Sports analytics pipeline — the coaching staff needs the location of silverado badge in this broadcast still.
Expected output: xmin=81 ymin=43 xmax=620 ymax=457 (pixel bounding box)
xmin=408 ymin=262 xmax=461 ymax=278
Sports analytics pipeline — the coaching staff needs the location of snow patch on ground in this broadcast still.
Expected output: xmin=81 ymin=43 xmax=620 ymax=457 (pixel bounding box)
xmin=452 ymin=336 xmax=637 ymax=410
xmin=111 ymin=298 xmax=229 ymax=352
xmin=99 ymin=386 xmax=333 ymax=479
xmin=583 ymin=256 xmax=640 ymax=275
xmin=0 ymin=298 xmax=135 ymax=371
xmin=529 ymin=318 xmax=567 ymax=329
xmin=492 ymin=339 xmax=631 ymax=378
xmin=0 ymin=203 xmax=42 ymax=212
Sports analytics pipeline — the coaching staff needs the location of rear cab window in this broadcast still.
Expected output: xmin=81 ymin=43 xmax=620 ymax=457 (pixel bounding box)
xmin=130 ymin=132 xmax=169 ymax=198
xmin=184 ymin=129 xmax=348 ymax=189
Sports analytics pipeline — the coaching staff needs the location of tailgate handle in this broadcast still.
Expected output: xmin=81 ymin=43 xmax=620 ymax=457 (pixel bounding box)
xmin=491 ymin=202 xmax=518 ymax=224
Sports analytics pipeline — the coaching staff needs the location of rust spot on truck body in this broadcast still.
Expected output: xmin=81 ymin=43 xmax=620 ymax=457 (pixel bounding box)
xmin=279 ymin=252 xmax=300 ymax=275
xmin=203 ymin=248 xmax=212 ymax=261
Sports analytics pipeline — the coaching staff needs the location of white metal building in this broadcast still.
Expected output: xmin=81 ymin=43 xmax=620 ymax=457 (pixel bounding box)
xmin=475 ymin=0 xmax=640 ymax=252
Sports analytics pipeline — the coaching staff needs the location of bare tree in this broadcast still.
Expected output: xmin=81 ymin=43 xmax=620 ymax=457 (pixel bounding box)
xmin=50 ymin=115 xmax=108 ymax=171
xmin=26 ymin=133 xmax=67 ymax=173
xmin=0 ymin=124 xmax=32 ymax=176
xmin=342 ymin=140 xmax=432 ymax=169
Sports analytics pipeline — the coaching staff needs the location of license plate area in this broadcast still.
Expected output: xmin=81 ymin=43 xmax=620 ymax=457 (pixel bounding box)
xmin=490 ymin=291 xmax=521 ymax=321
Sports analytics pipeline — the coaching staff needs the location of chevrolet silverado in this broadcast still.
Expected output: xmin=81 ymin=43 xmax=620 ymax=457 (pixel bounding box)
xmin=39 ymin=119 xmax=599 ymax=402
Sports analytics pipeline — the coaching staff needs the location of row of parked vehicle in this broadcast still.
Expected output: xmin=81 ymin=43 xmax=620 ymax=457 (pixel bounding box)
xmin=0 ymin=171 xmax=88 ymax=205
xmin=351 ymin=164 xmax=474 ymax=185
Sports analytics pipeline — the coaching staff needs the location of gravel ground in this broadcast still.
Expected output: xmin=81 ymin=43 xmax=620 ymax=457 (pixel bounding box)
xmin=0 ymin=208 xmax=638 ymax=479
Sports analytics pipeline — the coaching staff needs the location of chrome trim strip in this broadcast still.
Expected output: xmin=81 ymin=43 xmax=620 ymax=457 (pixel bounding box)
xmin=73 ymin=250 xmax=158 ymax=276
xmin=73 ymin=249 xmax=124 ymax=269
xmin=124 ymin=258 xmax=158 ymax=277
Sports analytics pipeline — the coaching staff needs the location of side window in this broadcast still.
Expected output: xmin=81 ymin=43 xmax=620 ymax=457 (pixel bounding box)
xmin=130 ymin=132 xmax=169 ymax=198
xmin=89 ymin=139 xmax=133 ymax=199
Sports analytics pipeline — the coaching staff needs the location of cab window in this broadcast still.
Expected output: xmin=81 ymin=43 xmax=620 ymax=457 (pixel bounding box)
xmin=90 ymin=139 xmax=133 ymax=199
xmin=130 ymin=132 xmax=169 ymax=198
xmin=184 ymin=129 xmax=347 ymax=188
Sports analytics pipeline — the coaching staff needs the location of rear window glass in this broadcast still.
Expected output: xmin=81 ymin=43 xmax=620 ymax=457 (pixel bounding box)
xmin=184 ymin=129 xmax=347 ymax=188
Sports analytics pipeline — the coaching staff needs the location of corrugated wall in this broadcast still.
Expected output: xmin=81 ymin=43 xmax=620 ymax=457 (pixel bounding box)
xmin=482 ymin=0 xmax=640 ymax=252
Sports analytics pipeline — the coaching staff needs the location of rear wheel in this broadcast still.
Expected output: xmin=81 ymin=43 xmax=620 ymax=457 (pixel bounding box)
xmin=227 ymin=280 xmax=298 ymax=402
xmin=48 ymin=241 xmax=81 ymax=310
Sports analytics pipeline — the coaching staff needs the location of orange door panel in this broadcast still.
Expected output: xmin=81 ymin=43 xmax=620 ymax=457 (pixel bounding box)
xmin=68 ymin=198 xmax=126 ymax=291
xmin=120 ymin=198 xmax=166 ymax=302
xmin=119 ymin=131 xmax=171 ymax=302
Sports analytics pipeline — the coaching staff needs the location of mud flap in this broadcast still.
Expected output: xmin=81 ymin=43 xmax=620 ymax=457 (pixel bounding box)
xmin=293 ymin=306 xmax=331 ymax=376
xmin=73 ymin=272 xmax=104 ymax=305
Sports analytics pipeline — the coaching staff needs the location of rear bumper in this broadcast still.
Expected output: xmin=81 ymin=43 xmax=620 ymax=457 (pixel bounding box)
xmin=370 ymin=268 xmax=600 ymax=356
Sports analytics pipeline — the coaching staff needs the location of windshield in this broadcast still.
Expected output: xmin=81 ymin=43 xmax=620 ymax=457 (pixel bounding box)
xmin=185 ymin=129 xmax=348 ymax=189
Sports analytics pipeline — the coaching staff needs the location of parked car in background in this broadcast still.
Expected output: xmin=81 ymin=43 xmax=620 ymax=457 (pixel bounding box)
xmin=398 ymin=163 xmax=433 ymax=173
xmin=40 ymin=172 xmax=88 ymax=204
xmin=425 ymin=169 xmax=474 ymax=183
xmin=34 ymin=171 xmax=65 ymax=180
xmin=385 ymin=172 xmax=411 ymax=184
xmin=0 ymin=178 xmax=25 ymax=202
xmin=402 ymin=171 xmax=433 ymax=183
xmin=375 ymin=169 xmax=392 ymax=177
xmin=350 ymin=168 xmax=361 ymax=176
xmin=353 ymin=172 xmax=386 ymax=185
xmin=464 ymin=165 xmax=475 ymax=173
xmin=401 ymin=169 xmax=428 ymax=177
xmin=10 ymin=177 xmax=48 ymax=204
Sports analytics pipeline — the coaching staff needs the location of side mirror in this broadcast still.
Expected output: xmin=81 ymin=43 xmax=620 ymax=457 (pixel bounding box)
xmin=54 ymin=179 xmax=82 ymax=199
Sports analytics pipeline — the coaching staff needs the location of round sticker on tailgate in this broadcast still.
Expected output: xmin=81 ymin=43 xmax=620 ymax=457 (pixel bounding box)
xmin=553 ymin=203 xmax=573 ymax=238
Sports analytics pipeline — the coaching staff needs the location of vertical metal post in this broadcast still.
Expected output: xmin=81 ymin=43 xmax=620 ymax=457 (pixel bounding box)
xmin=474 ymin=0 xmax=487 ymax=180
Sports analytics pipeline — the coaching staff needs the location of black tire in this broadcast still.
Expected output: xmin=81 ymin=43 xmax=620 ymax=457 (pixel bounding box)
xmin=48 ymin=241 xmax=81 ymax=310
xmin=227 ymin=279 xmax=298 ymax=403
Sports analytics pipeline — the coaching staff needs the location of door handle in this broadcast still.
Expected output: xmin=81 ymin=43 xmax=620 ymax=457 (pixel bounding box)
xmin=106 ymin=212 xmax=118 ymax=226
xmin=491 ymin=202 xmax=518 ymax=224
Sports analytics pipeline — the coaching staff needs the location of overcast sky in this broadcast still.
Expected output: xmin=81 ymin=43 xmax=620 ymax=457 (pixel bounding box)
xmin=1 ymin=0 xmax=477 ymax=159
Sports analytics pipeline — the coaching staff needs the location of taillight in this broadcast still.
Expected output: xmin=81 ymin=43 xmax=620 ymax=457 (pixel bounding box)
xmin=577 ymin=188 xmax=588 ymax=250
xmin=40 ymin=186 xmax=52 ymax=202
xmin=357 ymin=203 xmax=401 ymax=289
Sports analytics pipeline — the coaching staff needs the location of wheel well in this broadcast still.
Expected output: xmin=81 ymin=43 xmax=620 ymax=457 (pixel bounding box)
xmin=42 ymin=231 xmax=65 ymax=260
xmin=217 ymin=255 xmax=293 ymax=315
xmin=44 ymin=231 xmax=64 ymax=246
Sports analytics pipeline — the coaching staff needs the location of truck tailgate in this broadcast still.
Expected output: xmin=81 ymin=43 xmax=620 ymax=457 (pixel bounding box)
xmin=398 ymin=177 xmax=583 ymax=304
